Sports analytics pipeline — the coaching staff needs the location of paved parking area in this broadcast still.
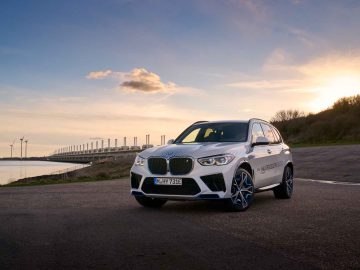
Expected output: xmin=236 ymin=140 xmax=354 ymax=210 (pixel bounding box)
xmin=0 ymin=179 xmax=359 ymax=269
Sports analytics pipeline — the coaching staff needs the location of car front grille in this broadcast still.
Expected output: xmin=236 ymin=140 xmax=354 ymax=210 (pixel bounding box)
xmin=147 ymin=157 xmax=193 ymax=175
xmin=169 ymin=157 xmax=193 ymax=175
xmin=200 ymin=173 xmax=226 ymax=192
xmin=141 ymin=177 xmax=201 ymax=195
xmin=148 ymin=157 xmax=167 ymax=175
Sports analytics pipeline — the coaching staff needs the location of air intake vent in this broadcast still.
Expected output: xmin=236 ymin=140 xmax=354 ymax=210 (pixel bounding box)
xmin=131 ymin=172 xmax=142 ymax=189
xmin=200 ymin=173 xmax=226 ymax=192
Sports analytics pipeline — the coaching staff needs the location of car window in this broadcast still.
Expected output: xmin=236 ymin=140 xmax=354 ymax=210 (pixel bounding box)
xmin=260 ymin=123 xmax=276 ymax=144
xmin=175 ymin=122 xmax=248 ymax=143
xmin=251 ymin=123 xmax=265 ymax=143
xmin=271 ymin=127 xmax=282 ymax=143
xmin=203 ymin=128 xmax=216 ymax=142
xmin=182 ymin=128 xmax=200 ymax=143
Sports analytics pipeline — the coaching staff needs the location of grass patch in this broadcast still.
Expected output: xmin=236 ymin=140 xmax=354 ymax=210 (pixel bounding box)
xmin=1 ymin=159 xmax=133 ymax=187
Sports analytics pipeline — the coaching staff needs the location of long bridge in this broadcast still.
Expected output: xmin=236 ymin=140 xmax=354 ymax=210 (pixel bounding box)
xmin=46 ymin=135 xmax=166 ymax=163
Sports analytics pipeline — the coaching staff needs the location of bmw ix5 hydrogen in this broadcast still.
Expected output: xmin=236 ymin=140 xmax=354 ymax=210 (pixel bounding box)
xmin=130 ymin=119 xmax=294 ymax=211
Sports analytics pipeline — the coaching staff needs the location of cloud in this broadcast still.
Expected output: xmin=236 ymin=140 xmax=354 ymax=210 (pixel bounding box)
xmin=226 ymin=79 xmax=303 ymax=90
xmin=225 ymin=50 xmax=360 ymax=113
xmin=236 ymin=0 xmax=267 ymax=20
xmin=120 ymin=68 xmax=175 ymax=93
xmin=86 ymin=69 xmax=113 ymax=79
xmin=86 ymin=68 xmax=175 ymax=93
xmin=262 ymin=48 xmax=294 ymax=73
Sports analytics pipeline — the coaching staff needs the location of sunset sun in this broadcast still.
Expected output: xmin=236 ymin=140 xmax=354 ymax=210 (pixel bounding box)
xmin=309 ymin=75 xmax=360 ymax=111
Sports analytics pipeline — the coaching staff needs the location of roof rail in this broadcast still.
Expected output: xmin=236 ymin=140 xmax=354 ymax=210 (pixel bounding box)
xmin=248 ymin=118 xmax=270 ymax=124
xmin=191 ymin=120 xmax=208 ymax=125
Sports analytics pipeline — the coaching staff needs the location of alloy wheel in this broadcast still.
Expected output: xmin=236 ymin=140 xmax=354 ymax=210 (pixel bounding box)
xmin=231 ymin=170 xmax=254 ymax=209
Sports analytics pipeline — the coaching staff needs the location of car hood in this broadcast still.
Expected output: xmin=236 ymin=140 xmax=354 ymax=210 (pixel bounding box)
xmin=139 ymin=142 xmax=248 ymax=159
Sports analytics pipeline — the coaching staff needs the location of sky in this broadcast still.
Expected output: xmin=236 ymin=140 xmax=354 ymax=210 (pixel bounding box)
xmin=1 ymin=0 xmax=360 ymax=157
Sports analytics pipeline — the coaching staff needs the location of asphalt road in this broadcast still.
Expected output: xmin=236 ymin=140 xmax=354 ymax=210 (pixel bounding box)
xmin=0 ymin=179 xmax=359 ymax=270
xmin=292 ymin=144 xmax=360 ymax=182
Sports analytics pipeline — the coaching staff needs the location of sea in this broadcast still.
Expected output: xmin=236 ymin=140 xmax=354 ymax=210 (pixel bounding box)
xmin=0 ymin=160 xmax=84 ymax=185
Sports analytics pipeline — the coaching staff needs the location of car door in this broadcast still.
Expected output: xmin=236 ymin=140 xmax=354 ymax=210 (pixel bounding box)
xmin=248 ymin=122 xmax=272 ymax=189
xmin=272 ymin=126 xmax=290 ymax=181
xmin=260 ymin=123 xmax=283 ymax=186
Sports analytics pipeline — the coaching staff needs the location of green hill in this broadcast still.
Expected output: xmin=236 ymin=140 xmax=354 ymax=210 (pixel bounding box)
xmin=270 ymin=95 xmax=360 ymax=146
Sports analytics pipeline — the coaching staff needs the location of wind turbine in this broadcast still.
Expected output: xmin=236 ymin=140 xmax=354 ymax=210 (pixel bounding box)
xmin=24 ymin=139 xmax=28 ymax=158
xmin=9 ymin=139 xmax=15 ymax=158
xmin=20 ymin=136 xmax=24 ymax=159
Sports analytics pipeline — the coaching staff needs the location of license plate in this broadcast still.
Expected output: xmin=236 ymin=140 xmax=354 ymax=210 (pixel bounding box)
xmin=154 ymin=177 xmax=182 ymax=185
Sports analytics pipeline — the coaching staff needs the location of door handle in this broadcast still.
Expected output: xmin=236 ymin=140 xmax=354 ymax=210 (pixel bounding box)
xmin=267 ymin=149 xmax=272 ymax=154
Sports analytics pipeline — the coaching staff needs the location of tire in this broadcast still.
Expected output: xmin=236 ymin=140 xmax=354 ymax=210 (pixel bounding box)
xmin=273 ymin=166 xmax=294 ymax=199
xmin=225 ymin=168 xmax=255 ymax=212
xmin=135 ymin=196 xmax=167 ymax=208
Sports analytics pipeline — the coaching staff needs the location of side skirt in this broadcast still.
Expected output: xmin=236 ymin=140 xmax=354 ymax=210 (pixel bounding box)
xmin=255 ymin=183 xmax=281 ymax=193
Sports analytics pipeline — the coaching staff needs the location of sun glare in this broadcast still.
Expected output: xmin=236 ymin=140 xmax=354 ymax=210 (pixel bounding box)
xmin=309 ymin=75 xmax=360 ymax=111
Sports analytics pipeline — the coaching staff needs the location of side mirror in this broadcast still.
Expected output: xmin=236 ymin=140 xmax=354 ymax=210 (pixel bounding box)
xmin=167 ymin=139 xmax=175 ymax=144
xmin=252 ymin=136 xmax=269 ymax=147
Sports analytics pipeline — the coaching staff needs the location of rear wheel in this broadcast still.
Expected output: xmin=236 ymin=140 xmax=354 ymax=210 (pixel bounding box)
xmin=226 ymin=168 xmax=254 ymax=211
xmin=273 ymin=166 xmax=294 ymax=199
xmin=135 ymin=196 xmax=167 ymax=208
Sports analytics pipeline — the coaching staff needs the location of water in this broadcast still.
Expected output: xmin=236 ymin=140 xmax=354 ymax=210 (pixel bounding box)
xmin=0 ymin=160 xmax=85 ymax=185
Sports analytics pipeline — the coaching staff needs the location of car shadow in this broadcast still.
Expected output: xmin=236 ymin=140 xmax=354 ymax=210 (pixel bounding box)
xmin=128 ymin=192 xmax=279 ymax=214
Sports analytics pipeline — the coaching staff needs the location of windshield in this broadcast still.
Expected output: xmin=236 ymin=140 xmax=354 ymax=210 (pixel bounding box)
xmin=175 ymin=122 xmax=249 ymax=143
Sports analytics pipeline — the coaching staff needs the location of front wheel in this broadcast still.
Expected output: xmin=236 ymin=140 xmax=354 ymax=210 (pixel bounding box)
xmin=135 ymin=196 xmax=167 ymax=208
xmin=225 ymin=168 xmax=254 ymax=212
xmin=273 ymin=166 xmax=294 ymax=199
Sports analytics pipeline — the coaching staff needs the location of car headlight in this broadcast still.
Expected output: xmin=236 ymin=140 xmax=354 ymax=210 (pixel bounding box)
xmin=134 ymin=156 xmax=145 ymax=166
xmin=198 ymin=154 xmax=235 ymax=166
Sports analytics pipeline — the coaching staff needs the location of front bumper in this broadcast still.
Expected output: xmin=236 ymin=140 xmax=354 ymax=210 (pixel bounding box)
xmin=130 ymin=159 xmax=237 ymax=200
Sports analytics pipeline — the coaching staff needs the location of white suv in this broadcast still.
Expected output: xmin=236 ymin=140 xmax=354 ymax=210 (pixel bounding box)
xmin=130 ymin=119 xmax=294 ymax=211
